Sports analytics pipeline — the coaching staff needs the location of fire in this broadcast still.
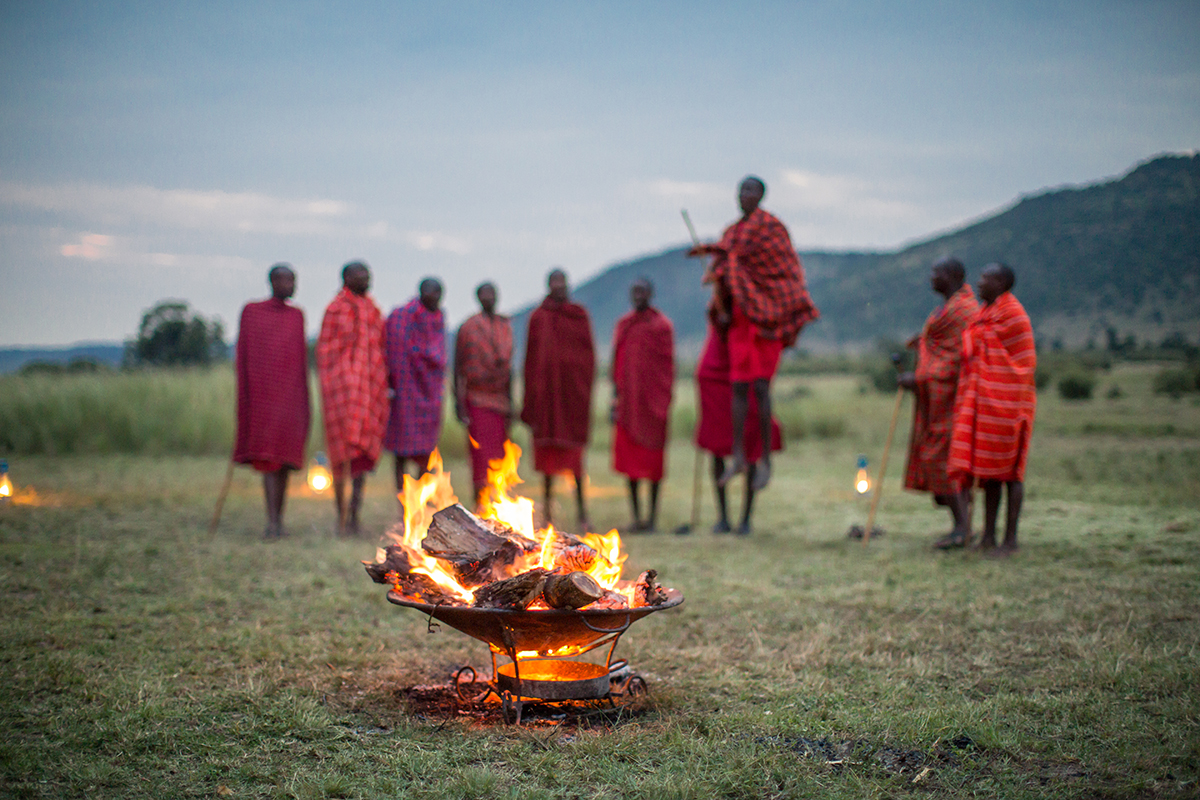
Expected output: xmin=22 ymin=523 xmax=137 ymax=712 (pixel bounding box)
xmin=376 ymin=442 xmax=632 ymax=605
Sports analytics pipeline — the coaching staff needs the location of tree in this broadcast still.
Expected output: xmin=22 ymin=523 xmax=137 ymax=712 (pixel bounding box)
xmin=124 ymin=301 xmax=227 ymax=367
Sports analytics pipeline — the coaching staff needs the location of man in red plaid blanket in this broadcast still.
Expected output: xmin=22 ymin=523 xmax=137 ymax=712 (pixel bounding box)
xmin=316 ymin=261 xmax=389 ymax=536
xmin=688 ymin=176 xmax=819 ymax=491
xmin=898 ymin=257 xmax=979 ymax=550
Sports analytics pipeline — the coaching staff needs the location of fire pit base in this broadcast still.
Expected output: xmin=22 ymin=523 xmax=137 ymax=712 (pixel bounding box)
xmin=453 ymin=657 xmax=648 ymax=724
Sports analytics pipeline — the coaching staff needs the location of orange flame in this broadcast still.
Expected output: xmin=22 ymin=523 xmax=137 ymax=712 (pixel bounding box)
xmin=375 ymin=442 xmax=629 ymax=606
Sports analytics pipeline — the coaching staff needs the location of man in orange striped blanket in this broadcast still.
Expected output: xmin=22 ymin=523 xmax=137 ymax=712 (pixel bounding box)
xmin=899 ymin=257 xmax=979 ymax=550
xmin=948 ymin=263 xmax=1036 ymax=557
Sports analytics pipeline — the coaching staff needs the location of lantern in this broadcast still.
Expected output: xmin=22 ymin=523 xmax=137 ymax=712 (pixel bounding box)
xmin=854 ymin=455 xmax=871 ymax=495
xmin=307 ymin=452 xmax=332 ymax=493
xmin=0 ymin=460 xmax=11 ymax=501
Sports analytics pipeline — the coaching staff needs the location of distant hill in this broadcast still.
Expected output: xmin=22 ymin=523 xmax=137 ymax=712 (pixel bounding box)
xmin=511 ymin=153 xmax=1200 ymax=360
xmin=0 ymin=343 xmax=125 ymax=374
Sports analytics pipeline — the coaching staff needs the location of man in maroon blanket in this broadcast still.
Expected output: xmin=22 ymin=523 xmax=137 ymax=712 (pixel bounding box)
xmin=455 ymin=281 xmax=513 ymax=506
xmin=609 ymin=278 xmax=674 ymax=532
xmin=316 ymin=262 xmax=388 ymax=536
xmin=695 ymin=318 xmax=783 ymax=536
xmin=688 ymin=176 xmax=818 ymax=491
xmin=521 ymin=268 xmax=596 ymax=531
xmin=235 ymin=263 xmax=310 ymax=540
xmin=384 ymin=278 xmax=447 ymax=490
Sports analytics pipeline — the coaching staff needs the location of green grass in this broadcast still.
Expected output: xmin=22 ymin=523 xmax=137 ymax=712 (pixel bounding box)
xmin=1 ymin=363 xmax=1197 ymax=798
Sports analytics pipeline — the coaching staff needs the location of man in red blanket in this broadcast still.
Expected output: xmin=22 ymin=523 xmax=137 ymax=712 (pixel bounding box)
xmin=235 ymin=263 xmax=310 ymax=540
xmin=695 ymin=317 xmax=783 ymax=536
xmin=609 ymin=278 xmax=674 ymax=532
xmin=455 ymin=281 xmax=513 ymax=506
xmin=948 ymin=263 xmax=1037 ymax=557
xmin=316 ymin=261 xmax=388 ymax=536
xmin=521 ymin=268 xmax=596 ymax=531
xmin=899 ymin=257 xmax=979 ymax=549
xmin=688 ymin=176 xmax=818 ymax=491
xmin=384 ymin=278 xmax=446 ymax=489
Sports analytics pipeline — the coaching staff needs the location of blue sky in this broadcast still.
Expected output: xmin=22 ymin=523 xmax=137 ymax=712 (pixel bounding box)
xmin=1 ymin=0 xmax=1197 ymax=346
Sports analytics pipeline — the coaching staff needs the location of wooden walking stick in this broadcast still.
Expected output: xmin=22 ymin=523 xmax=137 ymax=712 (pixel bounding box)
xmin=863 ymin=354 xmax=906 ymax=547
xmin=207 ymin=457 xmax=236 ymax=538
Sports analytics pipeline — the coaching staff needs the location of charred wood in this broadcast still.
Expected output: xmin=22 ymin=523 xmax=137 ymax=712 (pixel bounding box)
xmin=542 ymin=570 xmax=604 ymax=610
xmin=472 ymin=568 xmax=551 ymax=610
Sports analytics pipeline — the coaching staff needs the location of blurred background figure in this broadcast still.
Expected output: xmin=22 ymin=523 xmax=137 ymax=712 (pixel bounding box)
xmin=385 ymin=278 xmax=447 ymax=492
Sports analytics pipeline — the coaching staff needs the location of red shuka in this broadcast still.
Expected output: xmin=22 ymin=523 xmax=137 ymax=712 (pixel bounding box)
xmin=904 ymin=285 xmax=979 ymax=495
xmin=948 ymin=291 xmax=1037 ymax=483
xmin=611 ymin=307 xmax=674 ymax=481
xmin=521 ymin=297 xmax=595 ymax=469
xmin=694 ymin=325 xmax=782 ymax=462
xmin=710 ymin=207 xmax=819 ymax=347
xmin=316 ymin=288 xmax=389 ymax=475
xmin=234 ymin=298 xmax=310 ymax=471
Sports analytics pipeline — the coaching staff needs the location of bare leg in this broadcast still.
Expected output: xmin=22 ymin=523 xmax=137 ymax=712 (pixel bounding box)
xmin=262 ymin=469 xmax=286 ymax=539
xmin=999 ymin=481 xmax=1023 ymax=553
xmin=627 ymin=477 xmax=642 ymax=530
xmin=738 ymin=464 xmax=757 ymax=535
xmin=751 ymin=377 xmax=772 ymax=491
xmin=933 ymin=489 xmax=972 ymax=549
xmin=543 ymin=473 xmax=554 ymax=527
xmin=333 ymin=473 xmax=347 ymax=536
xmin=347 ymin=473 xmax=365 ymax=536
xmin=647 ymin=481 xmax=660 ymax=532
xmin=575 ymin=471 xmax=590 ymax=532
xmin=978 ymin=479 xmax=1001 ymax=550
xmin=719 ymin=382 xmax=750 ymax=486
xmin=712 ymin=456 xmax=731 ymax=533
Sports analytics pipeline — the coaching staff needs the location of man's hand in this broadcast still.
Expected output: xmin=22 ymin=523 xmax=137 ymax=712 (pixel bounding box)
xmin=898 ymin=371 xmax=917 ymax=391
xmin=905 ymin=335 xmax=920 ymax=349
xmin=688 ymin=243 xmax=718 ymax=258
xmin=455 ymin=401 xmax=470 ymax=426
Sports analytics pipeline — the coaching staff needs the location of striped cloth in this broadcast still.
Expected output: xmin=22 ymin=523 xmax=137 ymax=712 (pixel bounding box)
xmin=316 ymin=288 xmax=389 ymax=476
xmin=904 ymin=285 xmax=979 ymax=494
xmin=948 ymin=291 xmax=1037 ymax=483
xmin=455 ymin=312 xmax=513 ymax=415
xmin=710 ymin=207 xmax=819 ymax=347
xmin=383 ymin=298 xmax=446 ymax=457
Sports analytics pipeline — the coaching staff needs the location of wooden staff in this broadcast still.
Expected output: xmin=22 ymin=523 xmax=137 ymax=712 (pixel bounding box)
xmin=863 ymin=355 xmax=905 ymax=547
xmin=676 ymin=209 xmax=707 ymax=534
xmin=206 ymin=458 xmax=236 ymax=538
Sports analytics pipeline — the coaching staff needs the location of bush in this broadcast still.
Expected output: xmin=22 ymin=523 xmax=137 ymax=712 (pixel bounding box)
xmin=1105 ymin=384 xmax=1122 ymax=399
xmin=1152 ymin=367 xmax=1197 ymax=398
xmin=1058 ymin=373 xmax=1096 ymax=400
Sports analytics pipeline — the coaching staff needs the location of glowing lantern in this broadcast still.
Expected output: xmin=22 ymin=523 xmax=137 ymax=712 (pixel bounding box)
xmin=854 ymin=455 xmax=871 ymax=495
xmin=307 ymin=452 xmax=332 ymax=493
xmin=0 ymin=460 xmax=11 ymax=500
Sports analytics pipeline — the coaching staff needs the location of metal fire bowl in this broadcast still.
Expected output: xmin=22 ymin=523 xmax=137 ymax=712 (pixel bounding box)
xmin=495 ymin=659 xmax=611 ymax=700
xmin=386 ymin=588 xmax=684 ymax=654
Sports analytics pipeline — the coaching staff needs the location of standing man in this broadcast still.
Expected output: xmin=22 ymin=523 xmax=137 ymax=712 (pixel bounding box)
xmin=454 ymin=281 xmax=514 ymax=506
xmin=234 ymin=263 xmax=310 ymax=540
xmin=521 ymin=268 xmax=596 ymax=531
xmin=948 ymin=263 xmax=1037 ymax=557
xmin=899 ymin=257 xmax=980 ymax=549
xmin=316 ymin=261 xmax=388 ymax=537
xmin=384 ymin=278 xmax=447 ymax=489
xmin=610 ymin=278 xmax=674 ymax=532
xmin=687 ymin=176 xmax=819 ymax=491
xmin=694 ymin=314 xmax=783 ymax=536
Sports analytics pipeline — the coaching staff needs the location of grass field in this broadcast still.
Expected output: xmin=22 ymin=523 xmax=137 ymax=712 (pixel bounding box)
xmin=1 ymin=363 xmax=1198 ymax=798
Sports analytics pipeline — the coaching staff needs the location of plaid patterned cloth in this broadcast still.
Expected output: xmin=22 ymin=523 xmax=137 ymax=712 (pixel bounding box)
xmin=521 ymin=298 xmax=595 ymax=450
xmin=455 ymin=312 xmax=513 ymax=415
xmin=710 ymin=208 xmax=819 ymax=347
xmin=904 ymin=285 xmax=979 ymax=494
xmin=383 ymin=298 xmax=447 ymax=457
xmin=948 ymin=292 xmax=1037 ymax=483
xmin=316 ymin=289 xmax=388 ymax=473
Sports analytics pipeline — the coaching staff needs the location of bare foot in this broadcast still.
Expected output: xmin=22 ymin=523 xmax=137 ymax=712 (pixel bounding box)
xmin=712 ymin=520 xmax=732 ymax=534
xmin=736 ymin=521 xmax=752 ymax=536
xmin=717 ymin=455 xmax=748 ymax=488
xmin=751 ymin=459 xmax=771 ymax=492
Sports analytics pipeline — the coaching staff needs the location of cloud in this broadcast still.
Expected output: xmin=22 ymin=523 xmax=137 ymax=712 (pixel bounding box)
xmin=405 ymin=230 xmax=472 ymax=255
xmin=60 ymin=233 xmax=113 ymax=260
xmin=778 ymin=169 xmax=920 ymax=221
xmin=0 ymin=181 xmax=355 ymax=237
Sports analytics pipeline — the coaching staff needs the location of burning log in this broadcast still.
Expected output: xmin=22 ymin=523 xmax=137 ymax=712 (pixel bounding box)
xmin=542 ymin=570 xmax=603 ymax=610
xmin=591 ymin=589 xmax=630 ymax=610
xmin=423 ymin=504 xmax=537 ymax=587
xmin=472 ymin=568 xmax=551 ymax=610
xmin=363 ymin=545 xmax=465 ymax=606
xmin=364 ymin=544 xmax=416 ymax=583
xmin=633 ymin=569 xmax=668 ymax=607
